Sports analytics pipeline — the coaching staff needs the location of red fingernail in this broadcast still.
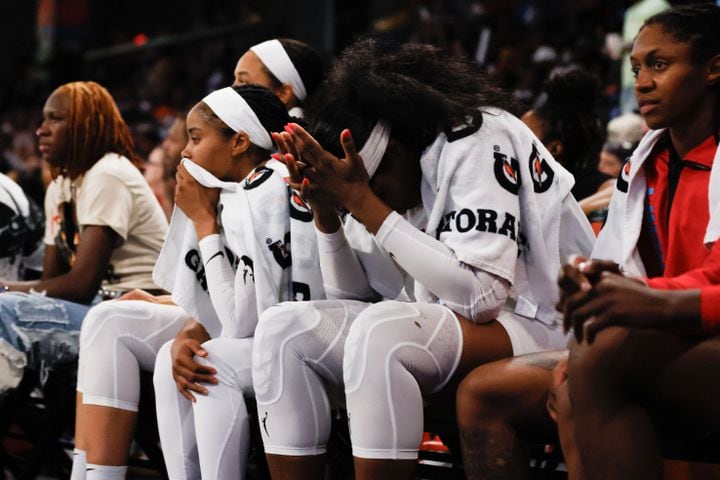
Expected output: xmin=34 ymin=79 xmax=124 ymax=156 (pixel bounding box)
xmin=284 ymin=124 xmax=294 ymax=133
xmin=341 ymin=129 xmax=351 ymax=140
xmin=283 ymin=176 xmax=290 ymax=183
xmin=302 ymin=178 xmax=310 ymax=186
xmin=284 ymin=153 xmax=293 ymax=161
xmin=271 ymin=153 xmax=282 ymax=160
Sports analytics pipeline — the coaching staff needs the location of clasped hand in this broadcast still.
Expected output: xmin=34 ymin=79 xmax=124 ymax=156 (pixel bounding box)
xmin=271 ymin=123 xmax=371 ymax=213
xmin=556 ymin=258 xmax=670 ymax=343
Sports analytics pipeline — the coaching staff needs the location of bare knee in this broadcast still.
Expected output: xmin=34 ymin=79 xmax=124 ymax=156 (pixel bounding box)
xmin=568 ymin=326 xmax=633 ymax=384
xmin=457 ymin=359 xmax=535 ymax=427
xmin=457 ymin=365 xmax=509 ymax=425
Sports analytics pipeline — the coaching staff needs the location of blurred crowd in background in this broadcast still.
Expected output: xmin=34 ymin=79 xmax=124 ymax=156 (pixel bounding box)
xmin=0 ymin=0 xmax=701 ymax=212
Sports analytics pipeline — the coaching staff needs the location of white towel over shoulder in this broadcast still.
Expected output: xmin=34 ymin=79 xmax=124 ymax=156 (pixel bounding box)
xmin=153 ymin=160 xmax=241 ymax=336
xmin=420 ymin=108 xmax=594 ymax=326
xmin=153 ymin=159 xmax=324 ymax=338
xmin=594 ymin=129 xmax=720 ymax=272
xmin=705 ymin=142 xmax=720 ymax=247
xmin=591 ymin=129 xmax=663 ymax=275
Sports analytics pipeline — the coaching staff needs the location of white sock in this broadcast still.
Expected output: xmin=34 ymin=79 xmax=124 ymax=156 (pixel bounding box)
xmin=86 ymin=464 xmax=127 ymax=480
xmin=70 ymin=449 xmax=86 ymax=480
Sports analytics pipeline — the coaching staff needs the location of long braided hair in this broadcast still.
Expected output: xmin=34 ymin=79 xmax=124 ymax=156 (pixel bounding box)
xmin=307 ymin=38 xmax=517 ymax=158
xmin=56 ymin=81 xmax=140 ymax=178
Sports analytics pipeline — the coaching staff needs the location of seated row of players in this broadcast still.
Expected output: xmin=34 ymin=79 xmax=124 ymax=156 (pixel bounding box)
xmin=0 ymin=3 xmax=716 ymax=479
xmin=63 ymin=31 xmax=593 ymax=478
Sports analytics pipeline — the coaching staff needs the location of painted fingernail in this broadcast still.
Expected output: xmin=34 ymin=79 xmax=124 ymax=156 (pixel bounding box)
xmin=341 ymin=129 xmax=351 ymax=140
xmin=302 ymin=178 xmax=310 ymax=187
xmin=283 ymin=176 xmax=290 ymax=183
xmin=284 ymin=124 xmax=294 ymax=133
xmin=271 ymin=153 xmax=283 ymax=160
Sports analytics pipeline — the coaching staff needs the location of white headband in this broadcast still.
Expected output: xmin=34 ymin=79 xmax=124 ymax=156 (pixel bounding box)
xmin=359 ymin=120 xmax=391 ymax=178
xmin=250 ymin=39 xmax=307 ymax=102
xmin=202 ymin=87 xmax=273 ymax=150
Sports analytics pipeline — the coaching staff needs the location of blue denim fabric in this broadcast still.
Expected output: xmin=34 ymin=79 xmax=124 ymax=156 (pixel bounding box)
xmin=0 ymin=292 xmax=97 ymax=371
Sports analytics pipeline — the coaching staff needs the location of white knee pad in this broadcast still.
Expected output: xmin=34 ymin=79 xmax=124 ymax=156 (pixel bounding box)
xmin=76 ymin=301 xmax=112 ymax=394
xmin=153 ymin=340 xmax=174 ymax=392
xmin=252 ymin=299 xmax=369 ymax=456
xmin=154 ymin=340 xmax=202 ymax=480
xmin=343 ymin=301 xmax=463 ymax=460
xmin=193 ymin=337 xmax=254 ymax=479
xmin=199 ymin=337 xmax=254 ymax=395
xmin=155 ymin=337 xmax=256 ymax=480
xmin=77 ymin=300 xmax=189 ymax=411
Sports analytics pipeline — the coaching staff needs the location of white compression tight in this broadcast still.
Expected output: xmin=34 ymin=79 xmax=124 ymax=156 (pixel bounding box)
xmin=154 ymin=337 xmax=254 ymax=480
xmin=344 ymin=301 xmax=463 ymax=460
xmin=252 ymin=299 xmax=371 ymax=456
xmin=77 ymin=300 xmax=191 ymax=411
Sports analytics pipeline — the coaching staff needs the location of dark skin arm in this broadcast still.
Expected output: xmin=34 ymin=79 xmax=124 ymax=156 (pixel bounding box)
xmin=41 ymin=244 xmax=68 ymax=280
xmin=565 ymin=272 xmax=701 ymax=343
xmin=1 ymin=225 xmax=119 ymax=304
xmin=171 ymin=318 xmax=217 ymax=402
xmin=166 ymin=166 xmax=224 ymax=401
xmin=5 ymin=244 xmax=68 ymax=290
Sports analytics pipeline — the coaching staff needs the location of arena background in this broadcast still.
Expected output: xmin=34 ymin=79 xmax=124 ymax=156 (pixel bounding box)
xmin=0 ymin=1 xmax=714 ymax=478
xmin=1 ymin=0 xmax=689 ymax=182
